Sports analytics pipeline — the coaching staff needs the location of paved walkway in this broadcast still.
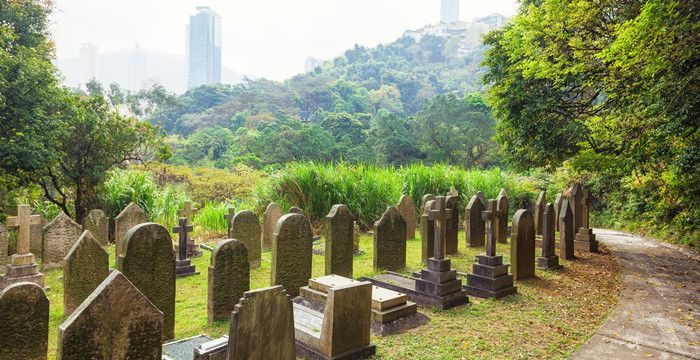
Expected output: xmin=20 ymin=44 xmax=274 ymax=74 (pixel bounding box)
xmin=572 ymin=229 xmax=700 ymax=359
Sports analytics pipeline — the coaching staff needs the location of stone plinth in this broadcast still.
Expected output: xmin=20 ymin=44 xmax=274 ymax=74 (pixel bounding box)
xmin=464 ymin=255 xmax=517 ymax=299
xmin=0 ymin=253 xmax=45 ymax=289
xmin=575 ymin=228 xmax=598 ymax=252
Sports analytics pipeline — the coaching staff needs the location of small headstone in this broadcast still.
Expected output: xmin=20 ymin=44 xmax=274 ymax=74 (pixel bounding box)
xmin=496 ymin=189 xmax=509 ymax=243
xmin=173 ymin=217 xmax=198 ymax=278
xmin=554 ymin=193 xmax=564 ymax=230
xmin=420 ymin=200 xmax=436 ymax=263
xmin=396 ymin=195 xmax=417 ymax=240
xmin=538 ymin=203 xmax=562 ymax=271
xmin=373 ymin=206 xmax=406 ymax=272
xmin=271 ymin=214 xmax=312 ymax=297
xmin=324 ymin=204 xmax=354 ymax=278
xmin=118 ymin=223 xmax=176 ymax=340
xmin=231 ymin=210 xmax=262 ymax=269
xmin=465 ymin=195 xmax=485 ymax=247
xmin=510 ymin=209 xmax=536 ymax=280
xmin=534 ymin=191 xmax=546 ymax=236
xmin=2 ymin=205 xmax=45 ymax=289
xmin=263 ymin=203 xmax=283 ymax=250
xmin=0 ymin=282 xmax=49 ymax=360
xmin=114 ymin=202 xmax=148 ymax=259
xmin=57 ymin=271 xmax=164 ymax=359
xmin=208 ymin=239 xmax=250 ymax=324
xmin=445 ymin=195 xmax=460 ymax=255
xmin=83 ymin=209 xmax=109 ymax=248
xmin=63 ymin=231 xmax=109 ymax=315
xmin=559 ymin=199 xmax=575 ymax=260
xmin=42 ymin=212 xmax=83 ymax=270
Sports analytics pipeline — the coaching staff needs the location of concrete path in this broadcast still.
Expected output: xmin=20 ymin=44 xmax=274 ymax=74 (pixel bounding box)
xmin=572 ymin=229 xmax=700 ymax=359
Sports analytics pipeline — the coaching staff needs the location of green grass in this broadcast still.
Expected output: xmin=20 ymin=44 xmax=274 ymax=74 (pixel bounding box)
xmin=44 ymin=229 xmax=620 ymax=359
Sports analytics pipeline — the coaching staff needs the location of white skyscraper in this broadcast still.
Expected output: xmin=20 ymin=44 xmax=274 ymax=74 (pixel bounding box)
xmin=79 ymin=43 xmax=98 ymax=85
xmin=441 ymin=0 xmax=460 ymax=23
xmin=187 ymin=6 xmax=222 ymax=88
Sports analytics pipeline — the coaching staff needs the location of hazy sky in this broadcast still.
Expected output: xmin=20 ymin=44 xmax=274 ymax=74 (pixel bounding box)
xmin=50 ymin=0 xmax=519 ymax=80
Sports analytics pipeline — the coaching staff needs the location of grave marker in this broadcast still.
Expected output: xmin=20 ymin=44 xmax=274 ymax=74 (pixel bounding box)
xmin=114 ymin=202 xmax=148 ymax=258
xmin=263 ymin=203 xmax=283 ymax=250
xmin=173 ymin=217 xmax=198 ymax=277
xmin=0 ymin=223 xmax=8 ymax=267
xmin=83 ymin=209 xmax=108 ymax=248
xmin=445 ymin=195 xmax=460 ymax=255
xmin=42 ymin=212 xmax=83 ymax=270
xmin=534 ymin=191 xmax=546 ymax=236
xmin=231 ymin=210 xmax=262 ymax=268
xmin=208 ymin=239 xmax=249 ymax=324
xmin=178 ymin=202 xmax=201 ymax=258
xmin=574 ymin=187 xmax=598 ymax=252
xmin=559 ymin=199 xmax=575 ymax=260
xmin=496 ymin=189 xmax=509 ymax=243
xmin=0 ymin=282 xmax=49 ymax=360
xmin=466 ymin=194 xmax=485 ymax=247
xmin=1 ymin=205 xmax=45 ymax=289
xmin=396 ymin=195 xmax=417 ymax=240
xmin=373 ymin=206 xmax=406 ymax=272
xmin=324 ymin=204 xmax=354 ymax=278
xmin=510 ymin=209 xmax=536 ymax=280
xmin=63 ymin=231 xmax=109 ymax=315
xmin=420 ymin=200 xmax=436 ymax=263
xmin=223 ymin=207 xmax=235 ymax=238
xmin=554 ymin=193 xmax=563 ymax=230
xmin=538 ymin=203 xmax=562 ymax=271
xmin=272 ymin=214 xmax=313 ymax=297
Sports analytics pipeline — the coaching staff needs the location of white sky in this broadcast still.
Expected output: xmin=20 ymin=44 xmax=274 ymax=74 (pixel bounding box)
xmin=50 ymin=0 xmax=519 ymax=80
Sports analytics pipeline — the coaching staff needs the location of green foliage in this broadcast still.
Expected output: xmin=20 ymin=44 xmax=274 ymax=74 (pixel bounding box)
xmin=102 ymin=169 xmax=156 ymax=218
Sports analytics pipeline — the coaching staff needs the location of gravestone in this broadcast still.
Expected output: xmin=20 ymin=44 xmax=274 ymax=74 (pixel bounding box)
xmin=2 ymin=205 xmax=45 ymax=289
xmin=353 ymin=221 xmax=360 ymax=254
xmin=510 ymin=209 xmax=536 ymax=280
xmin=173 ymin=217 xmax=198 ymax=277
xmin=496 ymin=189 xmax=509 ymax=243
xmin=177 ymin=201 xmax=198 ymax=220
xmin=208 ymin=239 xmax=249 ymax=324
xmin=0 ymin=282 xmax=49 ymax=360
xmin=324 ymin=204 xmax=354 ymax=278
xmin=83 ymin=209 xmax=109 ymax=248
xmin=263 ymin=203 xmax=283 ymax=250
xmin=574 ymin=187 xmax=598 ymax=252
xmin=466 ymin=194 xmax=485 ymax=247
xmin=178 ymin=201 xmax=201 ymax=257
xmin=373 ymin=206 xmax=406 ymax=272
xmin=447 ymin=186 xmax=459 ymax=197
xmin=223 ymin=207 xmax=235 ymax=239
xmin=559 ymin=199 xmax=575 ymax=260
xmin=288 ymin=206 xmax=304 ymax=214
xmin=420 ymin=200 xmax=436 ymax=263
xmin=63 ymin=231 xmax=109 ymax=315
xmin=419 ymin=194 xmax=436 ymax=216
xmin=554 ymin=193 xmax=564 ymax=230
xmin=534 ymin=191 xmax=546 ymax=236
xmin=57 ymin=271 xmax=163 ymax=360
xmin=42 ymin=212 xmax=83 ymax=270
xmin=271 ymin=214 xmax=313 ymax=297
xmin=538 ymin=203 xmax=562 ymax=271
xmin=445 ymin=195 xmax=460 ymax=255
xmin=396 ymin=195 xmax=417 ymax=240
xmin=231 ymin=210 xmax=262 ymax=268
xmin=476 ymin=191 xmax=487 ymax=206
xmin=114 ymin=202 xmax=148 ymax=259
xmin=228 ymin=286 xmax=296 ymax=360
xmin=0 ymin=223 xmax=8 ymax=267
xmin=118 ymin=223 xmax=176 ymax=340
xmin=29 ymin=218 xmax=44 ymax=257
xmin=570 ymin=183 xmax=584 ymax=233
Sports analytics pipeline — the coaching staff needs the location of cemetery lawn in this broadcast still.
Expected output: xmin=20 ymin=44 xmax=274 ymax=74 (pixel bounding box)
xmin=43 ymin=232 xmax=620 ymax=359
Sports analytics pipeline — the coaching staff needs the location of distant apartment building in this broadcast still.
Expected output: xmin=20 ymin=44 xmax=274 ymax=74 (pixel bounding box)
xmin=79 ymin=43 xmax=99 ymax=85
xmin=304 ymin=57 xmax=324 ymax=73
xmin=440 ymin=0 xmax=460 ymax=23
xmin=187 ymin=6 xmax=222 ymax=88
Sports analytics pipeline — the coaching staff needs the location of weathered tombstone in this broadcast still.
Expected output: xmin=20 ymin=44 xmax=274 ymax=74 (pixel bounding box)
xmin=538 ymin=203 xmax=562 ymax=271
xmin=420 ymin=200 xmax=436 ymax=263
xmin=42 ymin=212 xmax=83 ymax=270
xmin=534 ymin=191 xmax=546 ymax=236
xmin=419 ymin=194 xmax=436 ymax=216
xmin=29 ymin=217 xmax=44 ymax=256
xmin=271 ymin=214 xmax=312 ymax=297
xmin=263 ymin=203 xmax=283 ymax=250
xmin=0 ymin=223 xmax=8 ymax=267
xmin=228 ymin=286 xmax=296 ymax=360
xmin=178 ymin=201 xmax=200 ymax=257
xmin=208 ymin=239 xmax=250 ymax=324
xmin=447 ymin=186 xmax=459 ymax=197
xmin=373 ymin=206 xmax=406 ymax=272
xmin=476 ymin=191 xmax=486 ymax=206
xmin=118 ymin=223 xmax=176 ymax=340
xmin=57 ymin=271 xmax=164 ymax=360
xmin=114 ymin=202 xmax=148 ymax=258
xmin=63 ymin=231 xmax=109 ymax=315
xmin=570 ymin=183 xmax=584 ymax=234
xmin=496 ymin=189 xmax=509 ymax=243
xmin=396 ymin=195 xmax=417 ymax=240
xmin=288 ymin=206 xmax=304 ymax=214
xmin=177 ymin=201 xmax=198 ymax=220
xmin=0 ymin=282 xmax=49 ymax=360
xmin=2 ymin=205 xmax=45 ymax=289
xmin=83 ymin=209 xmax=109 ymax=248
xmin=231 ymin=210 xmax=262 ymax=269
xmin=223 ymin=207 xmax=235 ymax=238
xmin=445 ymin=195 xmax=460 ymax=255
xmin=324 ymin=204 xmax=354 ymax=278
xmin=465 ymin=195 xmax=485 ymax=247
xmin=510 ymin=209 xmax=536 ymax=280
xmin=574 ymin=187 xmax=598 ymax=252
xmin=554 ymin=193 xmax=564 ymax=230
xmin=173 ymin=217 xmax=198 ymax=277
xmin=559 ymin=199 xmax=575 ymax=260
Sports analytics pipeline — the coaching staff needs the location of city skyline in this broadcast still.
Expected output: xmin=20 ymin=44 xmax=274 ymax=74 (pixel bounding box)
xmin=187 ymin=6 xmax=222 ymax=88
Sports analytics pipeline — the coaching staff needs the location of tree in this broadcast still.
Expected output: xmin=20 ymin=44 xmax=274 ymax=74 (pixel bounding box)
xmin=368 ymin=112 xmax=424 ymax=165
xmin=369 ymin=85 xmax=404 ymax=115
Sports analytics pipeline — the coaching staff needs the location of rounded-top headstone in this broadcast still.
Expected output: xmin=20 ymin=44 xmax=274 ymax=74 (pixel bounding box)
xmin=208 ymin=239 xmax=250 ymax=323
xmin=0 ymin=282 xmax=49 ymax=360
xmin=324 ymin=204 xmax=354 ymax=278
xmin=373 ymin=206 xmax=407 ymax=271
xmin=231 ymin=210 xmax=262 ymax=269
xmin=263 ymin=203 xmax=284 ymax=250
xmin=272 ymin=214 xmax=313 ymax=297
xmin=396 ymin=195 xmax=417 ymax=240
xmin=510 ymin=209 xmax=536 ymax=280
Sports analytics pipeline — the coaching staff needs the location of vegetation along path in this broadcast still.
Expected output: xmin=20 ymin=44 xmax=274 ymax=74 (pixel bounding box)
xmin=573 ymin=229 xmax=700 ymax=359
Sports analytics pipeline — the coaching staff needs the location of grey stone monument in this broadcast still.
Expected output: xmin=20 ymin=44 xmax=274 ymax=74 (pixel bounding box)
xmin=538 ymin=203 xmax=562 ymax=271
xmin=173 ymin=217 xmax=198 ymax=278
xmin=63 ymin=230 xmax=109 ymax=315
xmin=0 ymin=282 xmax=49 ymax=360
xmin=324 ymin=204 xmax=354 ymax=278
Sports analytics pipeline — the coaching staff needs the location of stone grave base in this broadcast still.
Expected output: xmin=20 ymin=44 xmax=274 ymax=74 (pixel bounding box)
xmin=575 ymin=229 xmax=598 ymax=252
xmin=295 ymin=341 xmax=376 ymax=360
xmin=371 ymin=312 xmax=430 ymax=336
xmin=175 ymin=259 xmax=199 ymax=278
xmin=464 ymin=255 xmax=517 ymax=299
xmin=361 ymin=271 xmax=468 ymax=310
xmin=537 ymin=255 xmax=563 ymax=271
xmin=0 ymin=254 xmax=45 ymax=289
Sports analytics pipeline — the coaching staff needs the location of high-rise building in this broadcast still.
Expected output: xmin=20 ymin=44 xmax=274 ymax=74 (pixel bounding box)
xmin=187 ymin=6 xmax=222 ymax=88
xmin=133 ymin=44 xmax=147 ymax=90
xmin=79 ymin=43 xmax=99 ymax=85
xmin=440 ymin=0 xmax=460 ymax=23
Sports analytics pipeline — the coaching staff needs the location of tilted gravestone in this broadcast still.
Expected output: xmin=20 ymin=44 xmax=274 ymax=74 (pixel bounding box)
xmin=496 ymin=189 xmax=509 ymax=243
xmin=445 ymin=195 xmax=460 ymax=255
xmin=324 ymin=204 xmax=354 ymax=278
xmin=465 ymin=194 xmax=485 ymax=247
xmin=114 ymin=202 xmax=149 ymax=259
xmin=538 ymin=203 xmax=562 ymax=271
xmin=559 ymin=199 xmax=575 ymax=260
xmin=231 ymin=210 xmax=262 ymax=269
xmin=263 ymin=203 xmax=283 ymax=250
xmin=420 ymin=200 xmax=436 ymax=263
xmin=0 ymin=282 xmax=49 ymax=360
xmin=510 ymin=209 xmax=536 ymax=280
xmin=63 ymin=231 xmax=109 ymax=315
xmin=118 ymin=223 xmax=176 ymax=340
xmin=0 ymin=223 xmax=8 ymax=266
xmin=271 ymin=214 xmax=312 ymax=297
xmin=373 ymin=206 xmax=406 ymax=272
xmin=396 ymin=195 xmax=417 ymax=240
xmin=42 ymin=212 xmax=83 ymax=270
xmin=208 ymin=239 xmax=249 ymax=324
xmin=57 ymin=271 xmax=164 ymax=360
xmin=83 ymin=209 xmax=109 ymax=248
xmin=534 ymin=191 xmax=546 ymax=236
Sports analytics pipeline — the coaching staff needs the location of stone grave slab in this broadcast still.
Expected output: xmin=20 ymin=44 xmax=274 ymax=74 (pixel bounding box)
xmin=42 ymin=212 xmax=83 ymax=270
xmin=231 ymin=210 xmax=261 ymax=268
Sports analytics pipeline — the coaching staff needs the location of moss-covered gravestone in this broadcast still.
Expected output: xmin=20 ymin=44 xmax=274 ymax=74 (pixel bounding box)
xmin=445 ymin=195 xmax=460 ymax=255
xmin=83 ymin=209 xmax=109 ymax=248
xmin=373 ymin=206 xmax=407 ymax=272
xmin=510 ymin=210 xmax=536 ymax=280
xmin=114 ymin=202 xmax=148 ymax=259
xmin=396 ymin=195 xmax=417 ymax=240
xmin=263 ymin=203 xmax=283 ymax=250
xmin=496 ymin=189 xmax=509 ymax=243
xmin=63 ymin=231 xmax=109 ymax=315
xmin=0 ymin=282 xmax=49 ymax=360
xmin=57 ymin=271 xmax=163 ymax=359
xmin=231 ymin=210 xmax=261 ymax=269
xmin=534 ymin=191 xmax=546 ymax=236
xmin=272 ymin=214 xmax=312 ymax=297
xmin=420 ymin=200 xmax=436 ymax=263
xmin=559 ymin=200 xmax=575 ymax=260
xmin=208 ymin=239 xmax=250 ymax=324
xmin=42 ymin=212 xmax=83 ymax=270
xmin=118 ymin=223 xmax=176 ymax=340
xmin=324 ymin=204 xmax=354 ymax=278
xmin=466 ymin=194 xmax=485 ymax=247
